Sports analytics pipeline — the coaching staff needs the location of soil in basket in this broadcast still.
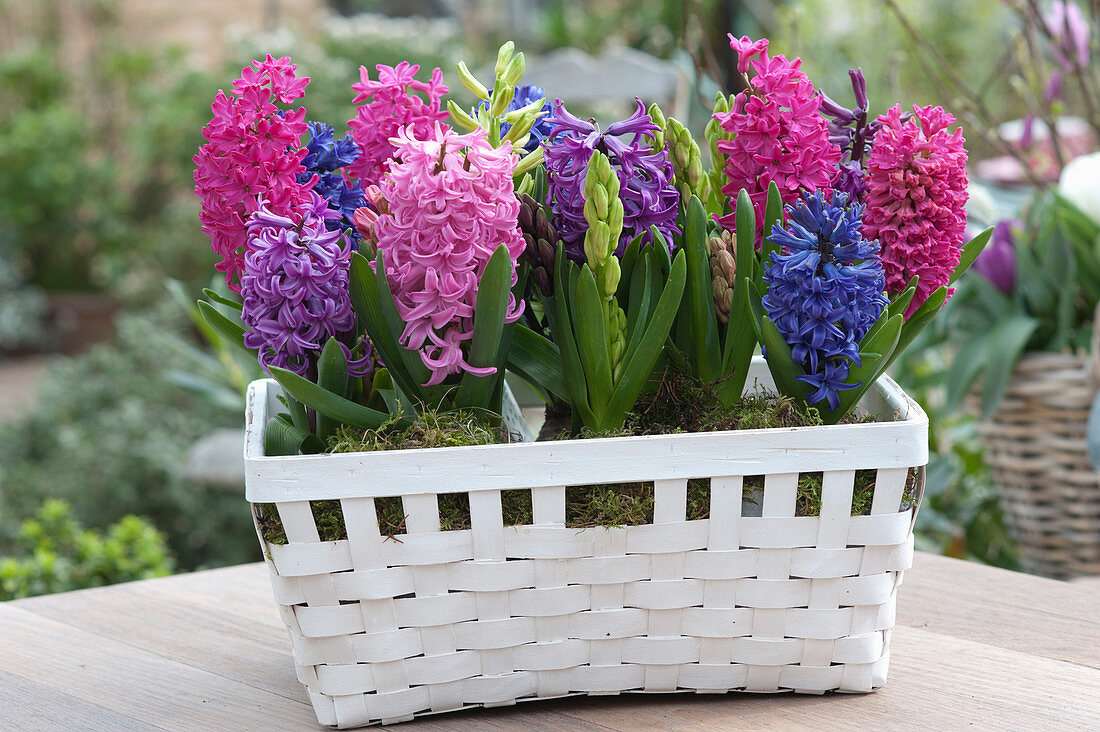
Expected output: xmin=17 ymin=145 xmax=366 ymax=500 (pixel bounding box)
xmin=256 ymin=369 xmax=917 ymax=545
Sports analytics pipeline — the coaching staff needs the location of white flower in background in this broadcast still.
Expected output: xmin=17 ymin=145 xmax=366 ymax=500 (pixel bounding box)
xmin=1059 ymin=152 xmax=1100 ymax=225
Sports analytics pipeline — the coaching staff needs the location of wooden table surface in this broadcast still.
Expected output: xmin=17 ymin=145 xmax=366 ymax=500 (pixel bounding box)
xmin=2 ymin=552 xmax=1097 ymax=731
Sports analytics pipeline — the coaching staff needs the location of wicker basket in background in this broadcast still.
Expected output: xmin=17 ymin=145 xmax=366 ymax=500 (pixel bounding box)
xmin=975 ymin=350 xmax=1100 ymax=579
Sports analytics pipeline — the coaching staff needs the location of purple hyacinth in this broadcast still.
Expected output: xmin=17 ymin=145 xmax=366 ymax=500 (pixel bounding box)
xmin=973 ymin=219 xmax=1018 ymax=294
xmin=820 ymin=69 xmax=881 ymax=200
xmin=475 ymin=84 xmax=555 ymax=154
xmin=763 ymin=190 xmax=887 ymax=410
xmin=543 ymin=99 xmax=679 ymax=260
xmin=298 ymin=121 xmax=366 ymax=246
xmin=241 ymin=191 xmax=370 ymax=377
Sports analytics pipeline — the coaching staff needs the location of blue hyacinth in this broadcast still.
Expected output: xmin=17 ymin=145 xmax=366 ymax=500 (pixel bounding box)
xmin=475 ymin=84 xmax=554 ymax=154
xmin=763 ymin=190 xmax=887 ymax=410
xmin=298 ymin=121 xmax=366 ymax=245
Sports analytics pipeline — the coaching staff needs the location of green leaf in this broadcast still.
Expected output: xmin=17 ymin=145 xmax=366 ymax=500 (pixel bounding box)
xmin=552 ymin=247 xmax=596 ymax=426
xmin=269 ymin=367 xmax=396 ymax=431
xmin=719 ymin=189 xmax=761 ymax=397
xmin=651 ymin=225 xmax=673 ymax=274
xmin=264 ymin=416 xmax=323 ymax=456
xmin=883 ymin=286 xmax=949 ymax=373
xmin=624 ymin=255 xmax=655 ymax=365
xmin=456 ymin=245 xmax=514 ymax=410
xmin=949 ymin=227 xmax=992 ymax=285
xmin=201 ymin=288 xmax=243 ymax=311
xmin=617 ymin=234 xmax=644 ymax=306
xmin=507 ymin=324 xmax=572 ymax=403
xmin=315 ymin=338 xmax=350 ymax=441
xmin=348 ymin=252 xmax=422 ymax=407
xmin=602 ymin=251 xmax=687 ymax=430
xmin=197 ymin=300 xmax=248 ymax=351
xmin=573 ymin=266 xmax=614 ymax=414
xmin=285 ymin=392 xmax=309 ymax=433
xmin=758 ymin=315 xmax=811 ymax=403
xmin=760 ymin=181 xmax=783 ymax=288
xmin=372 ymin=251 xmax=440 ymax=403
xmin=683 ymin=195 xmax=721 ymax=381
xmin=821 ymin=314 xmax=904 ymax=423
xmin=978 ymin=314 xmax=1041 ymax=417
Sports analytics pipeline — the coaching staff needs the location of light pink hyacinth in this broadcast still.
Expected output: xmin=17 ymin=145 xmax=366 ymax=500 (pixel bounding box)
xmin=346 ymin=62 xmax=448 ymax=187
xmin=714 ymin=36 xmax=841 ymax=234
xmin=374 ymin=125 xmax=525 ymax=386
xmin=862 ymin=104 xmax=969 ymax=317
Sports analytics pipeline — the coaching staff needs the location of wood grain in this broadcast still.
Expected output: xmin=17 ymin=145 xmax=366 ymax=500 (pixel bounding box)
xmin=2 ymin=552 xmax=1098 ymax=731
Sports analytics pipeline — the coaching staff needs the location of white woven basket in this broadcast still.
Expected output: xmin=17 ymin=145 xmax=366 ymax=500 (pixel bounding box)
xmin=245 ymin=357 xmax=927 ymax=728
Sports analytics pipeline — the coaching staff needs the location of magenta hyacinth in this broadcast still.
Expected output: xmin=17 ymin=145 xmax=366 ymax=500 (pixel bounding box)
xmin=240 ymin=192 xmax=370 ymax=377
xmin=714 ymin=36 xmax=841 ymax=234
xmin=194 ymin=55 xmax=313 ymax=290
xmin=543 ymin=99 xmax=679 ymax=259
xmin=862 ymin=104 xmax=969 ymax=317
xmin=374 ymin=124 xmax=525 ymax=386
xmin=346 ymin=62 xmax=449 ymax=187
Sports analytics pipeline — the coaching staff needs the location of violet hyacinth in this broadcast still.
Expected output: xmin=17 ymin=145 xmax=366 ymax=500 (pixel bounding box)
xmin=764 ymin=190 xmax=887 ymax=410
xmin=374 ymin=125 xmax=526 ymax=386
xmin=240 ymin=191 xmax=370 ymax=377
xmin=298 ymin=121 xmax=366 ymax=245
xmin=543 ymin=99 xmax=679 ymax=260
xmin=973 ymin=219 xmax=1018 ymax=294
xmin=820 ymin=69 xmax=881 ymax=199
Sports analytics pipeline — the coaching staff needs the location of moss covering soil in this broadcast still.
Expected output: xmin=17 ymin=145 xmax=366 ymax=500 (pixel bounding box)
xmin=257 ymin=369 xmax=919 ymax=546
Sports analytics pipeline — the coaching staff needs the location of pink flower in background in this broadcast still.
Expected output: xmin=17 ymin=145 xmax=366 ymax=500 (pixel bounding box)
xmin=346 ymin=62 xmax=449 ymax=187
xmin=862 ymin=104 xmax=969 ymax=317
xmin=194 ymin=55 xmax=313 ymax=289
xmin=374 ymin=125 xmax=525 ymax=386
xmin=1045 ymin=1 xmax=1091 ymax=71
xmin=713 ymin=35 xmax=841 ymax=235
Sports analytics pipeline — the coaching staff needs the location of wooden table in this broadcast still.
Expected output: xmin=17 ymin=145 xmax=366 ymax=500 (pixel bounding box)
xmin=2 ymin=552 xmax=1097 ymax=730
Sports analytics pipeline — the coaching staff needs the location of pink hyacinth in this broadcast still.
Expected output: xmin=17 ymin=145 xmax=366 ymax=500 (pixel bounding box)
xmin=346 ymin=62 xmax=449 ymax=187
xmin=193 ymin=55 xmax=313 ymax=289
xmin=374 ymin=124 xmax=525 ymax=386
xmin=714 ymin=36 xmax=841 ymax=234
xmin=862 ymin=104 xmax=969 ymax=317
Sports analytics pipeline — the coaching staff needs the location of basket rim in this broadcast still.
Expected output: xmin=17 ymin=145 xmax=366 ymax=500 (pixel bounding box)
xmin=244 ymin=357 xmax=927 ymax=503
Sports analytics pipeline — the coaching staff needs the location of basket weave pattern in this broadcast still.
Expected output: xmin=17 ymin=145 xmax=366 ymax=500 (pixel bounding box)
xmin=976 ymin=351 xmax=1100 ymax=578
xmin=246 ymin=362 xmax=927 ymax=728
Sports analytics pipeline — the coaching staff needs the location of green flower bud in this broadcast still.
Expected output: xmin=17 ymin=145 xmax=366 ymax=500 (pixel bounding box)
xmin=446 ymin=100 xmax=479 ymax=132
xmin=456 ymin=61 xmax=489 ymax=100
xmin=502 ymin=53 xmax=526 ymax=87
xmin=495 ymin=41 xmax=515 ymax=76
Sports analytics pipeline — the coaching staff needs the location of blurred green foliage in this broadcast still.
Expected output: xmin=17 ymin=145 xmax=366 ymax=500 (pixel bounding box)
xmin=0 ymin=304 xmax=256 ymax=571
xmin=0 ymin=499 xmax=173 ymax=601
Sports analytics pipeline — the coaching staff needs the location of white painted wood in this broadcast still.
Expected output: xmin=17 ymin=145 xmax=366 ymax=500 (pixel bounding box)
xmin=245 ymin=356 xmax=928 ymax=727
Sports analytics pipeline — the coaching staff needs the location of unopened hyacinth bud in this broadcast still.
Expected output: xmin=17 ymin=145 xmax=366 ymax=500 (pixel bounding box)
xmin=582 ymin=150 xmax=625 ymax=295
xmin=518 ymin=193 xmax=557 ymax=296
xmin=708 ymin=229 xmax=736 ymax=323
xmin=647 ymin=102 xmax=667 ymax=153
xmin=665 ymin=116 xmax=704 ymax=200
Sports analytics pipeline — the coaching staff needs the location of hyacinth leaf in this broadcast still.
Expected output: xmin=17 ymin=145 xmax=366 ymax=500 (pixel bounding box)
xmin=201 ymin=288 xmax=243 ymax=311
xmin=283 ymin=390 xmax=310 ymax=433
xmin=265 ymin=415 xmax=324 ymax=457
xmin=624 ymin=254 xmax=655 ymax=359
xmin=760 ymin=181 xmax=784 ymax=283
xmin=744 ymin=281 xmax=808 ymax=404
xmin=269 ymin=366 xmax=398 ymax=431
xmin=817 ymin=353 xmax=886 ymax=426
xmin=682 ymin=194 xmax=721 ymax=382
xmin=507 ymin=324 xmax=571 ymax=403
xmin=573 ymin=266 xmax=615 ymax=411
xmin=883 ymin=286 xmax=950 ymax=374
xmin=949 ymin=227 xmax=992 ymax=286
xmin=456 ymin=245 xmax=514 ymax=410
xmin=652 ymin=225 xmax=673 ymax=274
xmin=197 ymin=300 xmax=248 ymax=351
xmin=603 ymin=250 xmax=688 ymax=431
xmin=820 ymin=313 xmax=904 ymax=424
xmin=348 ymin=252 xmax=423 ymax=409
xmin=314 ymin=338 xmax=350 ymax=441
xmin=552 ymin=246 xmax=596 ymax=426
xmin=719 ymin=192 xmax=761 ymax=402
xmin=617 ymin=234 xmax=643 ymax=304
xmin=889 ymin=277 xmax=918 ymax=319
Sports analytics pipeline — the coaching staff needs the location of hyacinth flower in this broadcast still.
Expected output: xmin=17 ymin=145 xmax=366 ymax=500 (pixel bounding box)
xmin=544 ymin=99 xmax=679 ymax=262
xmin=510 ymin=149 xmax=687 ymax=433
xmin=298 ymin=121 xmax=366 ymax=245
xmin=447 ymin=42 xmax=548 ymax=190
xmin=346 ymin=61 xmax=449 ymax=187
xmin=761 ymin=191 xmax=888 ymax=411
xmin=820 ymin=69 xmax=881 ymax=200
xmin=714 ymin=36 xmax=840 ymax=236
xmin=194 ymin=55 xmax=313 ymax=289
xmin=862 ymin=104 xmax=970 ymax=317
xmin=345 ymin=124 xmax=526 ymax=416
